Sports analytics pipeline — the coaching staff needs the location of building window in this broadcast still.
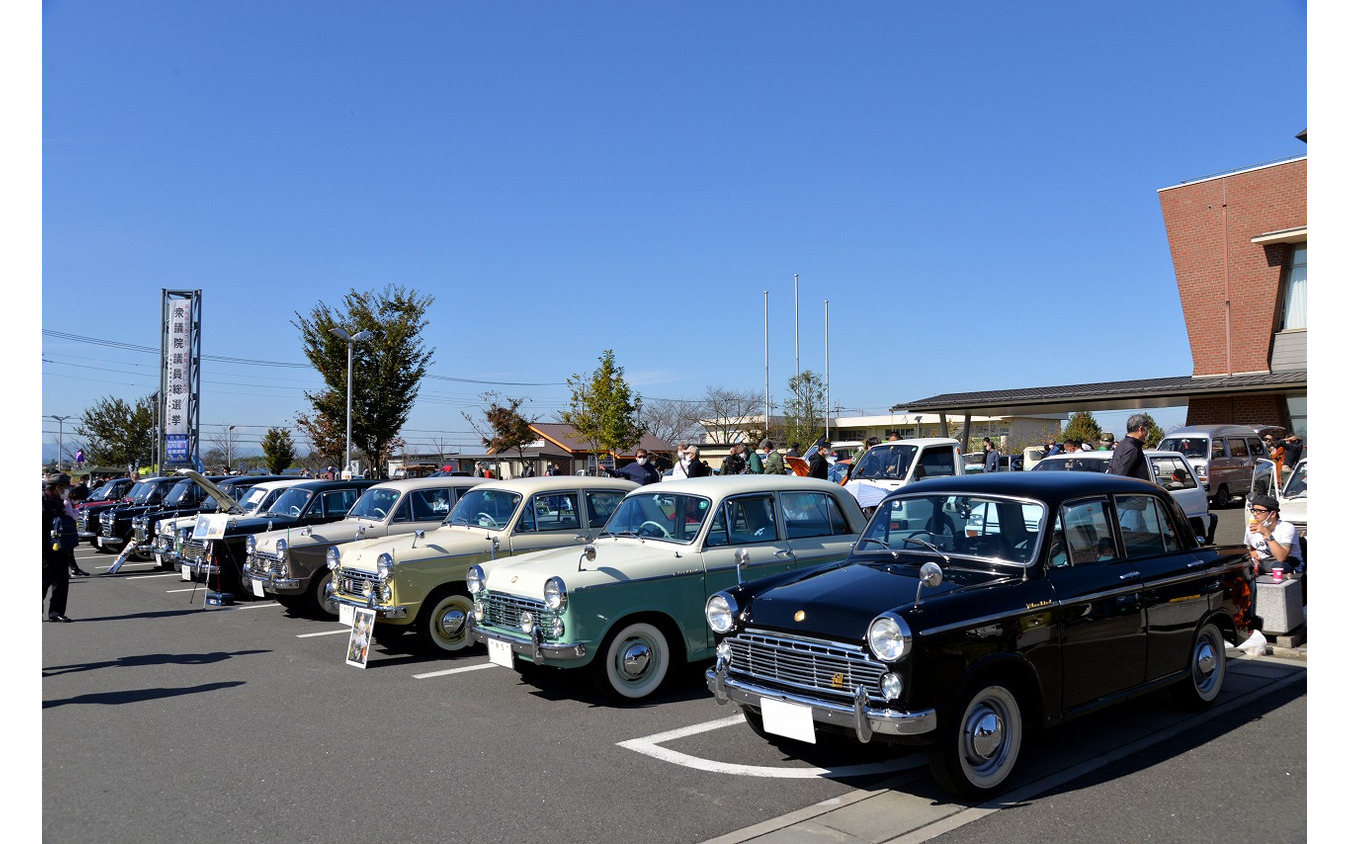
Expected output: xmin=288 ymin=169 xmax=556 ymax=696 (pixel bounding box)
xmin=1282 ymin=243 xmax=1307 ymax=330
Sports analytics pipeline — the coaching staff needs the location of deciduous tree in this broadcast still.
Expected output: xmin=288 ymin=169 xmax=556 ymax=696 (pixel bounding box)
xmin=464 ymin=392 xmax=537 ymax=463
xmin=74 ymin=395 xmax=156 ymax=470
xmin=560 ymin=350 xmax=644 ymax=463
xmin=261 ymin=428 xmax=297 ymax=474
xmin=782 ymin=371 xmax=826 ymax=452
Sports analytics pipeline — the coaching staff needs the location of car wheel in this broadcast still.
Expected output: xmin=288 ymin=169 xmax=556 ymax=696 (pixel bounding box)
xmin=591 ymin=621 xmax=671 ymax=702
xmin=1210 ymin=484 xmax=1230 ymax=508
xmin=307 ymin=569 xmax=339 ymax=619
xmin=416 ymin=589 xmax=474 ymax=653
xmin=275 ymin=594 xmax=306 ymax=612
xmin=928 ymin=682 xmax=1023 ymax=799
xmin=1170 ymin=622 xmax=1226 ymax=709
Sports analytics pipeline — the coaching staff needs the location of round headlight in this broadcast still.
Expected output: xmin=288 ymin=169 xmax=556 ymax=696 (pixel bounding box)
xmin=867 ymin=614 xmax=911 ymax=663
xmin=549 ymin=617 xmax=564 ymax=639
xmin=881 ymin=672 xmax=904 ymax=701
xmin=275 ymin=537 xmax=288 ymax=558
xmin=706 ymin=593 xmax=738 ymax=634
xmin=544 ymin=577 xmax=567 ymax=611
xmin=376 ymin=553 xmax=394 ymax=580
xmin=246 ymin=535 xmax=257 ymax=554
xmin=466 ymin=565 xmax=485 ymax=595
xmin=326 ymin=546 xmax=341 ymax=570
xmin=519 ymin=611 xmax=534 ymax=634
xmin=472 ymin=601 xmax=484 ymax=622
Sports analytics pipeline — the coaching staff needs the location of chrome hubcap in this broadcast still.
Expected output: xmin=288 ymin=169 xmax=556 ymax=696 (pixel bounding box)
xmin=620 ymin=642 xmax=651 ymax=678
xmin=440 ymin=609 xmax=466 ymax=637
xmin=969 ymin=709 xmax=1005 ymax=760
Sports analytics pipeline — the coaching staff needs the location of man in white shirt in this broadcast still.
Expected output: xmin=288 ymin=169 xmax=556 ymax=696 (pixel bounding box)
xmin=1244 ymin=494 xmax=1304 ymax=575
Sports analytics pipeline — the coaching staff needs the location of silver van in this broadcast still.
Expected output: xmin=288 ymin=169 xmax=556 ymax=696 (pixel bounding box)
xmin=1156 ymin=424 xmax=1268 ymax=507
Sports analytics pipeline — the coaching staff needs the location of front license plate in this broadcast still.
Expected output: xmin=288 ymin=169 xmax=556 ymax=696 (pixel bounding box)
xmin=760 ymin=698 xmax=816 ymax=744
xmin=339 ymin=603 xmax=354 ymax=627
xmin=95 ymin=536 xmax=105 ymax=549
xmin=251 ymin=579 xmax=265 ymax=599
xmin=153 ymin=552 xmax=163 ymax=566
xmin=180 ymin=564 xmax=192 ymax=582
xmin=487 ymin=638 xmax=514 ymax=668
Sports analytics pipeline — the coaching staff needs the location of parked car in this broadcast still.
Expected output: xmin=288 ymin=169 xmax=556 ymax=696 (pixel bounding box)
xmin=152 ymin=478 xmax=308 ymax=570
xmin=244 ymin=476 xmax=483 ymax=617
xmin=840 ymin=438 xmax=964 ymax=511
xmin=1157 ymin=424 xmax=1269 ymax=507
xmin=326 ymin=476 xmax=637 ymax=653
xmin=95 ymin=476 xmax=183 ymax=556
xmin=130 ymin=474 xmax=275 ymax=559
xmin=705 ymin=472 xmax=1250 ymax=799
xmin=181 ymin=478 xmax=376 ymax=598
xmin=1031 ymin=450 xmax=1217 ymax=543
xmin=73 ymin=478 xmax=134 ymax=543
xmin=469 ymin=475 xmax=868 ymax=701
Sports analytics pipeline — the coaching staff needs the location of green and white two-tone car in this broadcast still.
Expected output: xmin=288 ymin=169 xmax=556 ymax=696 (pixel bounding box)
xmin=467 ymin=475 xmax=867 ymax=701
xmin=326 ymin=476 xmax=636 ymax=653
xmin=244 ymin=476 xmax=484 ymax=617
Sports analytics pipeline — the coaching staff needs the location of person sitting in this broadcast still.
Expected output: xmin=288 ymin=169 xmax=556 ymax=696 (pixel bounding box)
xmin=1244 ymin=494 xmax=1303 ymax=576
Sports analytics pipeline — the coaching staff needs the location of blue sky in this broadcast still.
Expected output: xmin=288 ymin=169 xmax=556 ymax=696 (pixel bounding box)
xmin=35 ymin=1 xmax=1310 ymax=460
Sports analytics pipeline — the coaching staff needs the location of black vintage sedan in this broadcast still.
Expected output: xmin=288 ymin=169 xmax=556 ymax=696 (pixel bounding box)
xmin=705 ymin=472 xmax=1251 ymax=799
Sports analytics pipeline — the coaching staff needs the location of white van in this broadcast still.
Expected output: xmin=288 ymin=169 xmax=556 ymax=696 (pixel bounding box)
xmin=841 ymin=438 xmax=963 ymax=511
xmin=1156 ymin=424 xmax=1269 ymax=508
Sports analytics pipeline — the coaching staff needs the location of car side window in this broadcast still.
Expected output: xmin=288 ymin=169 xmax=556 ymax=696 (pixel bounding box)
xmin=1116 ymin=494 xmax=1178 ymax=557
xmin=585 ymin=490 xmax=625 ymax=529
xmin=918 ymin=448 xmax=956 ymax=479
xmin=1211 ymin=439 xmax=1225 ymax=459
xmin=519 ymin=492 xmax=579 ymax=533
xmin=1149 ymin=456 xmax=1197 ymax=490
xmin=1056 ymin=498 xmax=1118 ymax=566
xmin=407 ymin=489 xmax=449 ymax=521
xmin=780 ymin=491 xmax=850 ymax=538
xmin=1228 ymin=438 xmax=1249 ymax=458
xmin=322 ymin=489 xmax=359 ymax=518
xmin=391 ymin=496 xmax=412 ymax=523
xmin=711 ymin=494 xmax=777 ymax=545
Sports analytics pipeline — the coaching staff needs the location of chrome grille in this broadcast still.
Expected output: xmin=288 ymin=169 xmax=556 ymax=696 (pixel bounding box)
xmin=181 ymin=541 xmax=210 ymax=564
xmin=725 ymin=630 xmax=887 ymax=703
xmin=133 ymin=523 xmax=151 ymax=544
xmin=78 ymin=512 xmax=95 ymax=533
xmin=481 ymin=593 xmax=545 ymax=630
xmin=336 ymin=569 xmax=379 ymax=597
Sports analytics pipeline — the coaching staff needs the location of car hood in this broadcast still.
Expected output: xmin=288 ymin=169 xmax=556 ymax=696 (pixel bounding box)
xmin=740 ymin=562 xmax=1000 ymax=642
xmin=177 ymin=469 xmax=247 ymax=514
xmin=223 ymin=514 xmax=302 ymax=536
xmin=483 ymin=539 xmax=684 ymax=596
xmin=337 ymin=524 xmax=502 ymax=573
xmin=253 ymin=517 xmax=387 ymax=554
xmin=1280 ymin=496 xmax=1307 ymax=526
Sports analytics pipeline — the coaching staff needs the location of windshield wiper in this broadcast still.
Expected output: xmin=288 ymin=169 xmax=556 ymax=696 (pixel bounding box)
xmin=899 ymin=535 xmax=952 ymax=565
xmin=856 ymin=536 xmax=893 ymax=552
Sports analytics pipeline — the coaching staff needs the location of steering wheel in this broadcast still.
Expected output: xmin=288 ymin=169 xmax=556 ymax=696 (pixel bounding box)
xmin=371 ymin=507 xmax=387 ymax=519
xmin=638 ymin=520 xmax=672 ymax=539
xmin=476 ymin=512 xmax=500 ymax=528
xmin=287 ymin=505 xmax=303 ymax=517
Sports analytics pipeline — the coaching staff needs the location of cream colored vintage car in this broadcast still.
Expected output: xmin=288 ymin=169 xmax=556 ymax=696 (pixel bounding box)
xmin=468 ymin=475 xmax=867 ymax=701
xmin=244 ymin=476 xmax=484 ymax=617
xmin=326 ymin=476 xmax=636 ymax=653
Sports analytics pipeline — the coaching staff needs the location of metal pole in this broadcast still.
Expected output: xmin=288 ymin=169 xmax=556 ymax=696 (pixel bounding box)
xmin=794 ymin=273 xmax=799 ymax=380
xmin=824 ymin=300 xmax=830 ymax=440
xmin=49 ymin=415 xmax=70 ymax=471
xmin=345 ymin=339 xmax=354 ymax=476
xmin=763 ymin=290 xmax=770 ymax=438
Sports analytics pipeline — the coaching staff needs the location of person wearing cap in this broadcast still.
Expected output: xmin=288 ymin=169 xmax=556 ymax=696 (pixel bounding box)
xmin=759 ymin=439 xmax=785 ymax=475
xmin=1099 ymin=432 xmax=1116 ymax=450
xmin=1244 ymin=494 xmax=1304 ymax=576
xmin=43 ymin=473 xmax=74 ymax=622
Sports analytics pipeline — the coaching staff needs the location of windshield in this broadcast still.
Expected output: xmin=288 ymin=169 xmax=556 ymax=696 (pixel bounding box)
xmin=1283 ymin=461 xmax=1307 ymax=498
xmin=128 ymin=481 xmax=166 ymax=505
xmin=348 ymin=487 xmax=402 ymax=521
xmin=600 ymin=492 xmax=710 ymax=544
xmin=849 ymin=444 xmax=917 ymax=481
xmin=448 ymin=488 xmax=522 ymax=528
xmin=1158 ymin=437 xmax=1208 ymax=458
xmin=163 ymin=479 xmax=200 ymax=506
xmin=237 ymin=486 xmax=272 ymax=513
xmin=857 ymin=493 xmax=1045 ymax=566
xmin=1031 ymin=457 xmax=1109 ymax=473
xmin=267 ymin=488 xmax=315 ymax=518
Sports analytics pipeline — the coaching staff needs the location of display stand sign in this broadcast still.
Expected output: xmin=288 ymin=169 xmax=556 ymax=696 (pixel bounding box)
xmin=107 ymin=542 xmax=136 ymax=574
xmin=345 ymin=607 xmax=375 ymax=668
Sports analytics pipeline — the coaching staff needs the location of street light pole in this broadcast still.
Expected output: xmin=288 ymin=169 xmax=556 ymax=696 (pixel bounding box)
xmin=49 ymin=415 xmax=71 ymax=472
xmin=226 ymin=425 xmax=236 ymax=472
xmin=331 ymin=327 xmax=375 ymax=477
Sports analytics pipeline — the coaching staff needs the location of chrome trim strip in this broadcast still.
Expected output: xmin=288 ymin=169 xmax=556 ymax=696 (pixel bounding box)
xmin=325 ymin=594 xmax=409 ymax=619
xmin=469 ymin=627 xmax=587 ymax=660
xmin=705 ymin=666 xmax=936 ymax=738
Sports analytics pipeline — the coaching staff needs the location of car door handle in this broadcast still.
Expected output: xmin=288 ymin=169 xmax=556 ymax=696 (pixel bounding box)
xmin=1119 ymin=571 xmax=1141 ymax=581
xmin=775 ymin=549 xmax=794 ymax=558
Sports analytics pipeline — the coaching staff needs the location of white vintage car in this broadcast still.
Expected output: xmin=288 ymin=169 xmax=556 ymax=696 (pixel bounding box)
xmin=243 ymin=476 xmax=483 ymax=617
xmin=326 ymin=476 xmax=637 ymax=653
xmin=1247 ymin=457 xmax=1306 ymax=539
xmin=467 ymin=475 xmax=868 ymax=701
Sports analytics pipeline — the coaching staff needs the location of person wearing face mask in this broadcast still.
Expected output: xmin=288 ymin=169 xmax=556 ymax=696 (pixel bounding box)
xmin=673 ymin=445 xmax=710 ymax=479
xmin=1244 ymin=494 xmax=1303 ymax=576
xmin=602 ymin=449 xmax=661 ymax=485
xmin=43 ymin=473 xmax=75 ymax=622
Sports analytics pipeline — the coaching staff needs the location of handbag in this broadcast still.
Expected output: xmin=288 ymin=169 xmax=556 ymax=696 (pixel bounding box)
xmin=52 ymin=515 xmax=78 ymax=552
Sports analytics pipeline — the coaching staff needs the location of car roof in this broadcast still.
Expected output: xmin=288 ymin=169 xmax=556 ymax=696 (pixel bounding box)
xmin=281 ymin=478 xmax=379 ymax=491
xmin=649 ymin=475 xmax=851 ymax=496
xmin=468 ymin=476 xmax=638 ymax=493
xmin=865 ymin=438 xmax=960 ymax=448
xmin=1161 ymin=425 xmax=1261 ymax=437
xmin=887 ymin=471 xmax=1160 ymax=504
xmin=364 ymin=476 xmax=486 ymax=492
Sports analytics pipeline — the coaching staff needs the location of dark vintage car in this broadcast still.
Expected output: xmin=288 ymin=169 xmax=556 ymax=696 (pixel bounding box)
xmin=73 ymin=478 xmax=135 ymax=542
xmin=95 ymin=477 xmax=184 ymax=555
xmin=705 ymin=472 xmax=1251 ymax=799
xmin=132 ymin=474 xmax=290 ymax=566
xmin=181 ymin=478 xmax=376 ymax=599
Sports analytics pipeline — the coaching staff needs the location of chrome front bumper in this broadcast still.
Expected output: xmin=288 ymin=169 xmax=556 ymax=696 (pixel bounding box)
xmin=326 ymin=591 xmax=409 ymax=619
xmin=467 ymin=618 xmax=588 ymax=662
xmin=245 ymin=571 xmax=300 ymax=590
xmin=706 ymin=662 xmax=936 ymax=742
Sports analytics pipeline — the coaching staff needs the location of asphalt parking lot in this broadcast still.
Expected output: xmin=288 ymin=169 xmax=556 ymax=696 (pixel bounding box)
xmin=39 ymin=502 xmax=1307 ymax=843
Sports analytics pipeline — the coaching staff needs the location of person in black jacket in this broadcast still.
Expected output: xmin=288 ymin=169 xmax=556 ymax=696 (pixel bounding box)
xmin=1107 ymin=414 xmax=1152 ymax=480
xmin=603 ymin=449 xmax=661 ymax=485
xmin=43 ymin=474 xmax=74 ymax=622
xmin=808 ymin=438 xmax=831 ymax=479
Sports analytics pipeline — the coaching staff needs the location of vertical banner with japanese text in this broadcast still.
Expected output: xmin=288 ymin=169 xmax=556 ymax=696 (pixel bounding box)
xmin=161 ymin=291 xmax=201 ymax=467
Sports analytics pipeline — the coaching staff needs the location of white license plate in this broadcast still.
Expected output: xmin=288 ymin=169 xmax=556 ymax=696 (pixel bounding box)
xmin=95 ymin=536 xmax=105 ymax=549
xmin=180 ymin=564 xmax=192 ymax=581
xmin=487 ymin=638 xmax=514 ymax=668
xmin=251 ymin=579 xmax=265 ymax=599
xmin=339 ymin=603 xmax=354 ymax=627
xmin=153 ymin=552 xmax=163 ymax=566
xmin=760 ymin=697 xmax=816 ymax=744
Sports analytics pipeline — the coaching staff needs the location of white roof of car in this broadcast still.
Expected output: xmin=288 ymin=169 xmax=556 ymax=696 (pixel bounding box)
xmin=364 ymin=476 xmax=485 ymax=493
xmin=648 ymin=475 xmax=851 ymax=497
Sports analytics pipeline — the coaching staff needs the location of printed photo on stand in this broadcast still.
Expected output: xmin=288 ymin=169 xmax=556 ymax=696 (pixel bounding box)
xmin=345 ymin=607 xmax=376 ymax=668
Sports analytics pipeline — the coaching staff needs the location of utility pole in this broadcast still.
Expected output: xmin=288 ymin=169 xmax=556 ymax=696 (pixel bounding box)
xmin=48 ymin=415 xmax=71 ymax=472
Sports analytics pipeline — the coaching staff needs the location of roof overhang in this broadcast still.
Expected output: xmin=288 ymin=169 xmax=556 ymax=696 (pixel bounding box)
xmin=1250 ymin=227 xmax=1307 ymax=246
xmin=894 ymin=371 xmax=1307 ymax=418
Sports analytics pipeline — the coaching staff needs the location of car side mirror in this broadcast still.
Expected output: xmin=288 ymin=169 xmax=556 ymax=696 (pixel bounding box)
xmin=735 ymin=548 xmax=751 ymax=585
xmin=915 ymin=561 xmax=943 ymax=609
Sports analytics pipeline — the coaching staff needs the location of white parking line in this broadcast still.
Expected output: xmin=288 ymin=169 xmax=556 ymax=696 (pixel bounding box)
xmin=125 ymin=572 xmax=184 ymax=579
xmin=617 ymin=715 xmax=923 ymax=779
xmin=233 ymin=602 xmax=281 ymax=609
xmin=413 ymin=662 xmax=498 ymax=680
xmin=297 ymin=628 xmax=351 ymax=638
xmin=165 ymin=588 xmax=201 ymax=593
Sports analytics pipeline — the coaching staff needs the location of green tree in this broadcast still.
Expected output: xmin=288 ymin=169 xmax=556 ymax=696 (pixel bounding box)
xmin=261 ymin=427 xmax=297 ymax=474
xmin=1062 ymin=411 xmax=1103 ymax=444
xmin=560 ymin=350 xmax=644 ymax=463
xmin=1140 ymin=413 xmax=1165 ymax=447
xmin=74 ymin=394 xmax=156 ymax=469
xmin=464 ymin=392 xmax=537 ymax=462
xmin=293 ymin=285 xmax=435 ymax=476
xmin=782 ymin=370 xmax=826 ymax=452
